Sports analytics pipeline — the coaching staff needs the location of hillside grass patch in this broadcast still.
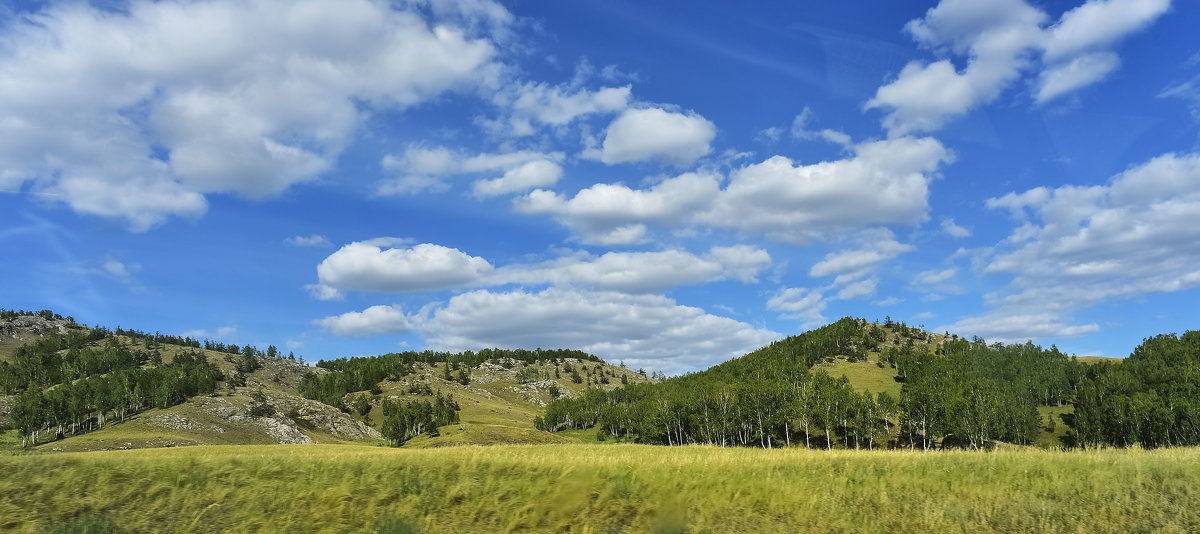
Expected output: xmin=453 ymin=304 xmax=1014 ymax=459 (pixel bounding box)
xmin=818 ymin=356 xmax=902 ymax=398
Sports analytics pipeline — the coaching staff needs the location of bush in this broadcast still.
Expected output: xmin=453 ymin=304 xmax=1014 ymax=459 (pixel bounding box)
xmin=249 ymin=403 xmax=276 ymax=417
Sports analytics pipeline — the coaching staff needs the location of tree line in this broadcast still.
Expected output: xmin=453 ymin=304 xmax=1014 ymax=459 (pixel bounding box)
xmin=1072 ymin=331 xmax=1200 ymax=448
xmin=537 ymin=318 xmax=1094 ymax=450
xmin=8 ymin=351 xmax=222 ymax=446
xmin=0 ymin=309 xmax=286 ymax=447
xmin=0 ymin=308 xmax=74 ymax=323
xmin=379 ymin=392 xmax=461 ymax=446
xmin=299 ymin=348 xmax=602 ymax=410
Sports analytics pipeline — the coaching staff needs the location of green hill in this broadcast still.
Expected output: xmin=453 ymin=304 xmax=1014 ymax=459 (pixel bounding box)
xmin=538 ymin=317 xmax=1114 ymax=450
xmin=0 ymin=309 xmax=649 ymax=452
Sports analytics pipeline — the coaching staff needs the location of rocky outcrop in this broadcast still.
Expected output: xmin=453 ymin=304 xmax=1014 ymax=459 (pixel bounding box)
xmin=170 ymin=393 xmax=379 ymax=443
xmin=0 ymin=315 xmax=68 ymax=340
xmin=280 ymin=396 xmax=380 ymax=441
xmin=145 ymin=413 xmax=226 ymax=434
xmin=0 ymin=395 xmax=12 ymax=423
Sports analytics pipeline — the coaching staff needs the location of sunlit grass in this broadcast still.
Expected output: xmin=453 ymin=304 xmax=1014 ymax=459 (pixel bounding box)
xmin=4 ymin=443 xmax=1199 ymax=533
xmin=818 ymin=356 xmax=902 ymax=398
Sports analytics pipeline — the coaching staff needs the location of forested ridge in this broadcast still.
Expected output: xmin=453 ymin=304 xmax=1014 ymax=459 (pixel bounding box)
xmin=2 ymin=332 xmax=224 ymax=447
xmin=299 ymin=347 xmax=599 ymax=410
xmin=299 ymin=348 xmax=605 ymax=445
xmin=0 ymin=308 xmax=287 ymax=447
xmin=539 ymin=317 xmax=1200 ymax=450
xmin=5 ymin=308 xmax=1198 ymax=451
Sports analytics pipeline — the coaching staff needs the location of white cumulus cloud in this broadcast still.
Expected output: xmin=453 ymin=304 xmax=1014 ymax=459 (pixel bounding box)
xmin=313 ymin=242 xmax=494 ymax=299
xmin=521 ymin=136 xmax=951 ymax=245
xmin=378 ymin=147 xmax=562 ymax=196
xmin=516 ymin=172 xmax=721 ymax=245
xmin=867 ymin=0 xmax=1170 ymax=134
xmin=318 ymin=305 xmax=412 ymax=337
xmin=0 ymin=0 xmax=505 ymax=229
xmin=600 ymin=107 xmax=717 ymax=166
xmin=472 ymin=160 xmax=564 ymax=197
xmin=492 ymin=246 xmax=771 ymax=293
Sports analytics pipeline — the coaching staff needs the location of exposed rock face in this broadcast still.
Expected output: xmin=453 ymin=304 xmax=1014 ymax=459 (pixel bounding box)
xmin=0 ymin=395 xmax=12 ymax=423
xmin=173 ymin=393 xmax=379 ymax=443
xmin=0 ymin=316 xmax=68 ymax=340
xmin=280 ymin=397 xmax=381 ymax=441
xmin=261 ymin=416 xmax=312 ymax=444
xmin=145 ymin=413 xmax=226 ymax=434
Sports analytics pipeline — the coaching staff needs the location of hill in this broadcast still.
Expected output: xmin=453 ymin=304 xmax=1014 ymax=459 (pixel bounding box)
xmin=0 ymin=309 xmax=649 ymax=452
xmin=536 ymin=317 xmax=1148 ymax=450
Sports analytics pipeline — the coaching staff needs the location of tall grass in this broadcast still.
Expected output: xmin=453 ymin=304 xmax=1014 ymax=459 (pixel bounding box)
xmin=2 ymin=444 xmax=1198 ymax=533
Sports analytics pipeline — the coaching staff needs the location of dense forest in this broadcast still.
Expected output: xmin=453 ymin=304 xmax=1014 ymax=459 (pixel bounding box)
xmin=539 ymin=318 xmax=1200 ymax=450
xmin=1072 ymin=331 xmax=1200 ymax=448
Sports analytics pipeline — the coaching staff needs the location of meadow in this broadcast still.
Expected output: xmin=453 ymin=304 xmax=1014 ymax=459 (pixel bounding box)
xmin=3 ymin=443 xmax=1198 ymax=533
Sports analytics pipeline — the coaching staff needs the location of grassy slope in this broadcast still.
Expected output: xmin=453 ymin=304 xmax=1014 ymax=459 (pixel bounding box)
xmin=815 ymin=356 xmax=902 ymax=398
xmin=3 ymin=443 xmax=1199 ymax=533
xmin=1035 ymin=405 xmax=1075 ymax=449
xmin=355 ymin=360 xmax=649 ymax=448
xmin=1077 ymin=356 xmax=1125 ymax=364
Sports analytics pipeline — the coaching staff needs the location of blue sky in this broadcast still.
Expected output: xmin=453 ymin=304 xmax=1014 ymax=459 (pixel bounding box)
xmin=1 ymin=0 xmax=1198 ymax=373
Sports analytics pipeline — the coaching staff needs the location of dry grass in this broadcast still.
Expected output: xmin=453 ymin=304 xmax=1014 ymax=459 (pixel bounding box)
xmin=3 ymin=443 xmax=1199 ymax=533
xmin=817 ymin=356 xmax=902 ymax=398
xmin=1076 ymin=356 xmax=1124 ymax=365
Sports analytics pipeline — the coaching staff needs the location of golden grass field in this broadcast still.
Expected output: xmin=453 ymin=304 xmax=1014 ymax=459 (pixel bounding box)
xmin=3 ymin=443 xmax=1199 ymax=533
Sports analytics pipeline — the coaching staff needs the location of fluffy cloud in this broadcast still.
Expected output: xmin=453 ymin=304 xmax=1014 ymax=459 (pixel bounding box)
xmin=767 ymin=288 xmax=828 ymax=329
xmin=312 ymin=240 xmax=769 ymax=297
xmin=490 ymin=81 xmax=631 ymax=136
xmin=492 ymin=246 xmax=771 ymax=293
xmin=867 ymin=0 xmax=1169 ymax=134
xmin=379 ymin=147 xmax=561 ymax=196
xmin=516 ymin=172 xmax=721 ymax=244
xmin=600 ymin=107 xmax=717 ymax=166
xmin=950 ymin=151 xmax=1200 ymax=341
xmin=521 ymin=136 xmax=951 ymax=245
xmin=0 ymin=0 xmax=504 ymax=229
xmin=313 ymin=242 xmax=494 ymax=298
xmin=415 ymin=288 xmax=780 ymax=374
xmin=701 ymin=137 xmax=951 ymax=243
xmin=941 ymin=218 xmax=972 ymax=238
xmin=318 ymin=305 xmax=412 ymax=337
xmin=472 ymin=160 xmax=564 ymax=197
xmin=868 ymin=0 xmax=1046 ymax=135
